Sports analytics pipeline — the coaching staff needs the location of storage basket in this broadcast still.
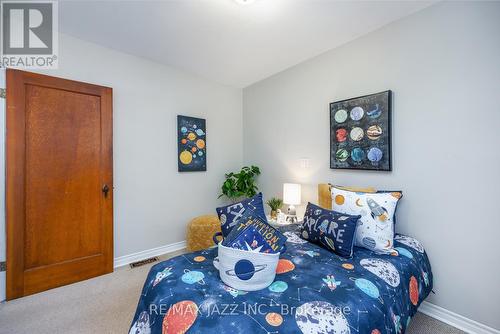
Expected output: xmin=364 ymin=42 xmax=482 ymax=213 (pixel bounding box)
xmin=213 ymin=242 xmax=280 ymax=291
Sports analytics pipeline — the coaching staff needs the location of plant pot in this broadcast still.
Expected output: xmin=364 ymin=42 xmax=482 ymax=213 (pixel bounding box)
xmin=270 ymin=210 xmax=277 ymax=220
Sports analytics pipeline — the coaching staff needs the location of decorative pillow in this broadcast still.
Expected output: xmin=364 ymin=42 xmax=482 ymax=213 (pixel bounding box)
xmin=376 ymin=189 xmax=403 ymax=224
xmin=331 ymin=186 xmax=402 ymax=254
xmin=223 ymin=214 xmax=287 ymax=253
xmin=300 ymin=202 xmax=361 ymax=257
xmin=334 ymin=185 xmax=402 ymax=224
xmin=216 ymin=193 xmax=266 ymax=237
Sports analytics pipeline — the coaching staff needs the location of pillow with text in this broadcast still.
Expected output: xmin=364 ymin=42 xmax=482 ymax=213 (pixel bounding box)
xmin=301 ymin=202 xmax=360 ymax=257
xmin=216 ymin=192 xmax=266 ymax=238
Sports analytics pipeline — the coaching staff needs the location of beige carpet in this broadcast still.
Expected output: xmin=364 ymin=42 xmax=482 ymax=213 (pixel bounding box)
xmin=0 ymin=249 xmax=464 ymax=334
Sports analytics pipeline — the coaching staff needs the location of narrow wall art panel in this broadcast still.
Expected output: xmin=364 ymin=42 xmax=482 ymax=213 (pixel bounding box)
xmin=330 ymin=90 xmax=392 ymax=171
xmin=177 ymin=115 xmax=206 ymax=172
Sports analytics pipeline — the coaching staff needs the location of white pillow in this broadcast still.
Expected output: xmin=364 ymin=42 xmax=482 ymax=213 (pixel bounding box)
xmin=331 ymin=186 xmax=402 ymax=254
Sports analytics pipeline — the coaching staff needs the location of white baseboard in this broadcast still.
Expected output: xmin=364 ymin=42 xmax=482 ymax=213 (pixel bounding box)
xmin=419 ymin=301 xmax=500 ymax=334
xmin=113 ymin=240 xmax=187 ymax=268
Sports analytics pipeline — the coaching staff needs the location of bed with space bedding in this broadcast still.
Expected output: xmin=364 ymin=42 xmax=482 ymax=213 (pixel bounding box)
xmin=129 ymin=185 xmax=433 ymax=334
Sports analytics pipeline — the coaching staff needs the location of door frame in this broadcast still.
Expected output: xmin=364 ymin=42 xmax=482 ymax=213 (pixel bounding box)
xmin=6 ymin=69 xmax=113 ymax=299
xmin=0 ymin=68 xmax=5 ymax=302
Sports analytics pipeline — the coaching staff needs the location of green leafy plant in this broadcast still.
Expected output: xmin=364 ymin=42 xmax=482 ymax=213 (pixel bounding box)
xmin=266 ymin=197 xmax=283 ymax=212
xmin=266 ymin=197 xmax=283 ymax=219
xmin=219 ymin=166 xmax=261 ymax=201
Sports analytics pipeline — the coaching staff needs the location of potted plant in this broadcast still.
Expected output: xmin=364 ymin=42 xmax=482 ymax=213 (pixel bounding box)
xmin=219 ymin=165 xmax=261 ymax=202
xmin=266 ymin=197 xmax=283 ymax=220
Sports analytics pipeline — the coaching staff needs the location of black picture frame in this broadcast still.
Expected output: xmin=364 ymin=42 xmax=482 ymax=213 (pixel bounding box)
xmin=177 ymin=115 xmax=207 ymax=172
xmin=330 ymin=90 xmax=392 ymax=171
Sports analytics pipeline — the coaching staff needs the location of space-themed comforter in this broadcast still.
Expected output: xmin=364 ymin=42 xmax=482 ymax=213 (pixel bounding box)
xmin=129 ymin=232 xmax=433 ymax=334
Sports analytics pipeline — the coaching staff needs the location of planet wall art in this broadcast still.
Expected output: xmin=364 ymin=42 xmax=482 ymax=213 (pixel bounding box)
xmin=177 ymin=115 xmax=206 ymax=172
xmin=330 ymin=91 xmax=392 ymax=171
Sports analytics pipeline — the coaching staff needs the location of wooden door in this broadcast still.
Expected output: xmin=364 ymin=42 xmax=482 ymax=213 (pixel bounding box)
xmin=6 ymin=69 xmax=113 ymax=299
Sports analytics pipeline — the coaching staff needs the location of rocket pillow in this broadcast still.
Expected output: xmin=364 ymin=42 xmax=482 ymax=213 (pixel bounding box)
xmin=331 ymin=186 xmax=402 ymax=254
xmin=216 ymin=193 xmax=266 ymax=238
xmin=300 ymin=202 xmax=361 ymax=258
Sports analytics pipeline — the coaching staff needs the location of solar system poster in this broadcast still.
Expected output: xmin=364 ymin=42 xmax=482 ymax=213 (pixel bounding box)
xmin=330 ymin=90 xmax=392 ymax=171
xmin=177 ymin=115 xmax=206 ymax=172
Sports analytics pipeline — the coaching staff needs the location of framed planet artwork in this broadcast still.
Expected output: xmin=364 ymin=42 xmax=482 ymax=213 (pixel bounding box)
xmin=330 ymin=90 xmax=392 ymax=171
xmin=177 ymin=115 xmax=206 ymax=172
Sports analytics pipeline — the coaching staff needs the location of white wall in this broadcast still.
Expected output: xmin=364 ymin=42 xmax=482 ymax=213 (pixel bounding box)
xmin=0 ymin=33 xmax=242 ymax=261
xmin=243 ymin=1 xmax=500 ymax=330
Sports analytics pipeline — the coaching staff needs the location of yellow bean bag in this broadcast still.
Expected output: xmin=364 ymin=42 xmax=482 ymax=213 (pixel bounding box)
xmin=186 ymin=215 xmax=221 ymax=251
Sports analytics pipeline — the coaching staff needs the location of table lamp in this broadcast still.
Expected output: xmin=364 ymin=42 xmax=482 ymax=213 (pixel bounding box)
xmin=283 ymin=183 xmax=301 ymax=223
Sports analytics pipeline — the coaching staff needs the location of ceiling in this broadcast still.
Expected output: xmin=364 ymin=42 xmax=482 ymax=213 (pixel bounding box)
xmin=59 ymin=0 xmax=435 ymax=88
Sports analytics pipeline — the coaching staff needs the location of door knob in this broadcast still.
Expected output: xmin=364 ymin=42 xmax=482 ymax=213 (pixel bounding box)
xmin=102 ymin=184 xmax=110 ymax=197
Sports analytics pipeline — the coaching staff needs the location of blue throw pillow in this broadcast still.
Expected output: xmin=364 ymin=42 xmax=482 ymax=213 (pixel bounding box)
xmin=216 ymin=193 xmax=266 ymax=238
xmin=300 ymin=202 xmax=360 ymax=257
xmin=222 ymin=214 xmax=287 ymax=253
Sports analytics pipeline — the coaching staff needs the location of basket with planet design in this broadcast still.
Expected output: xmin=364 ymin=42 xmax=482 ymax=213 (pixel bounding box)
xmin=213 ymin=242 xmax=280 ymax=291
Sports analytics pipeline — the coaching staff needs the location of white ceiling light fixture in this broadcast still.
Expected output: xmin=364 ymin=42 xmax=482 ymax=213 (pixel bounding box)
xmin=234 ymin=0 xmax=256 ymax=5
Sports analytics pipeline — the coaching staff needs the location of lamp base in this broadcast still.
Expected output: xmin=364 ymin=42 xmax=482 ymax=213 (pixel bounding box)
xmin=286 ymin=205 xmax=298 ymax=224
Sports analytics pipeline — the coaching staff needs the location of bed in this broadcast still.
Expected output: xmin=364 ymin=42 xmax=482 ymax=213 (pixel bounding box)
xmin=129 ymin=184 xmax=433 ymax=334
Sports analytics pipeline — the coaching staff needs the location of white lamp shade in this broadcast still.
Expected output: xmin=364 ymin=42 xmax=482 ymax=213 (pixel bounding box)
xmin=283 ymin=183 xmax=301 ymax=205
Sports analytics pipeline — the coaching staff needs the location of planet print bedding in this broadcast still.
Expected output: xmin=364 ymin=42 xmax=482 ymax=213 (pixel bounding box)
xmin=129 ymin=231 xmax=433 ymax=334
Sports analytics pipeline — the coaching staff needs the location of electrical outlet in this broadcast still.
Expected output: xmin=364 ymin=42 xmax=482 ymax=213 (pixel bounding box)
xmin=299 ymin=158 xmax=311 ymax=169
